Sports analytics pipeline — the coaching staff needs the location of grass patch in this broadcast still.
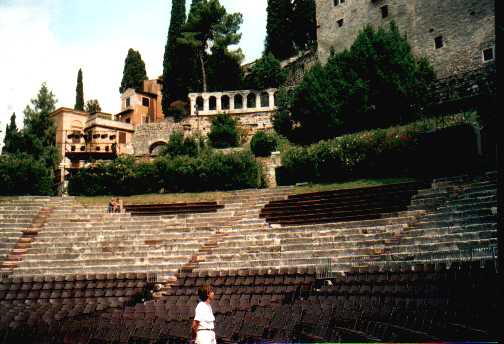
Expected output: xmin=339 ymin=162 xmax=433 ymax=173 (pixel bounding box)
xmin=288 ymin=177 xmax=418 ymax=195
xmin=74 ymin=176 xmax=418 ymax=207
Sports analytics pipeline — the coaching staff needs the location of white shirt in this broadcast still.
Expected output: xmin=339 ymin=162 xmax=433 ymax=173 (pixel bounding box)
xmin=194 ymin=301 xmax=215 ymax=330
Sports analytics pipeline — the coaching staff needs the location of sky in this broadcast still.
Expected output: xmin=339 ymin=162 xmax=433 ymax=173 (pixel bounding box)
xmin=0 ymin=0 xmax=268 ymax=143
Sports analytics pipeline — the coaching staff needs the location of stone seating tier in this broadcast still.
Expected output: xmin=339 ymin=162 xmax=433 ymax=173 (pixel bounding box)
xmin=261 ymin=181 xmax=432 ymax=225
xmin=124 ymin=201 xmax=225 ymax=216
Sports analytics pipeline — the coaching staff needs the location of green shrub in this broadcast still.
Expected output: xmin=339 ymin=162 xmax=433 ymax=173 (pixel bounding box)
xmin=0 ymin=154 xmax=55 ymax=195
xmin=279 ymin=115 xmax=480 ymax=185
xmin=68 ymin=151 xmax=263 ymax=196
xmin=208 ymin=113 xmax=240 ymax=148
xmin=250 ymin=131 xmax=278 ymax=157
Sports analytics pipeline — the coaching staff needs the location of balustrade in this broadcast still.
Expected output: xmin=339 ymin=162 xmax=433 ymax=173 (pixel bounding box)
xmin=189 ymin=89 xmax=278 ymax=116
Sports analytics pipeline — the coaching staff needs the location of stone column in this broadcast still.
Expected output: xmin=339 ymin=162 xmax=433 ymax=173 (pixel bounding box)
xmin=189 ymin=95 xmax=197 ymax=116
xmin=230 ymin=94 xmax=235 ymax=111
xmin=269 ymin=91 xmax=275 ymax=110
xmin=216 ymin=93 xmax=222 ymax=112
xmin=255 ymin=93 xmax=260 ymax=111
xmin=203 ymin=96 xmax=210 ymax=115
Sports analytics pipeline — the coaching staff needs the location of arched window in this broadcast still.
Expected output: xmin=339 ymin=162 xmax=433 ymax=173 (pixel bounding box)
xmin=221 ymin=95 xmax=230 ymax=110
xmin=247 ymin=93 xmax=257 ymax=108
xmin=260 ymin=92 xmax=270 ymax=107
xmin=209 ymin=96 xmax=217 ymax=110
xmin=196 ymin=96 xmax=204 ymax=111
xmin=234 ymin=94 xmax=243 ymax=109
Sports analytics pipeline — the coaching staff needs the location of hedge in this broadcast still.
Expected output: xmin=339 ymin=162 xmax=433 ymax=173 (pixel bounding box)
xmin=68 ymin=151 xmax=263 ymax=196
xmin=277 ymin=114 xmax=482 ymax=185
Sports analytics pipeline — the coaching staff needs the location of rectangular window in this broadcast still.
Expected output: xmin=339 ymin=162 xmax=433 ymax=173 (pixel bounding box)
xmin=119 ymin=132 xmax=127 ymax=144
xmin=337 ymin=18 xmax=344 ymax=27
xmin=435 ymin=36 xmax=444 ymax=49
xmin=483 ymin=47 xmax=495 ymax=62
xmin=381 ymin=5 xmax=389 ymax=18
xmin=334 ymin=0 xmax=345 ymax=6
xmin=142 ymin=97 xmax=150 ymax=107
xmin=126 ymin=97 xmax=131 ymax=108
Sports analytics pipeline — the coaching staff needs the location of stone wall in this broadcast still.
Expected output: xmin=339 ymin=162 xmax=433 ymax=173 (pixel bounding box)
xmin=179 ymin=112 xmax=274 ymax=143
xmin=282 ymin=50 xmax=319 ymax=87
xmin=316 ymin=0 xmax=495 ymax=79
xmin=131 ymin=121 xmax=182 ymax=156
xmin=257 ymin=152 xmax=282 ymax=188
xmin=131 ymin=111 xmax=275 ymax=156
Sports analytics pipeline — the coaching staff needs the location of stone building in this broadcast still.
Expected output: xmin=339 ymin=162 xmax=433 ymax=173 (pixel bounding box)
xmin=116 ymin=79 xmax=164 ymax=126
xmin=50 ymin=108 xmax=134 ymax=185
xmin=315 ymin=0 xmax=496 ymax=100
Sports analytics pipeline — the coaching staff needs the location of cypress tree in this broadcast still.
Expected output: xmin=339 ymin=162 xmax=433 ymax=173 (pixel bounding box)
xmin=162 ymin=0 xmax=187 ymax=114
xmin=291 ymin=0 xmax=317 ymax=51
xmin=2 ymin=113 xmax=21 ymax=155
xmin=119 ymin=49 xmax=148 ymax=94
xmin=74 ymin=68 xmax=84 ymax=111
xmin=265 ymin=0 xmax=295 ymax=60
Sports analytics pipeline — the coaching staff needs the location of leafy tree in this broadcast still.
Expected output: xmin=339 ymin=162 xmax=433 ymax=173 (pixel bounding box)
xmin=0 ymin=153 xmax=54 ymax=195
xmin=265 ymin=0 xmax=295 ymax=60
xmin=178 ymin=0 xmax=243 ymax=92
xmin=244 ymin=53 xmax=287 ymax=90
xmin=282 ymin=23 xmax=435 ymax=143
xmin=2 ymin=113 xmax=22 ymax=155
xmin=74 ymin=68 xmax=84 ymax=111
xmin=291 ymin=0 xmax=317 ymax=51
xmin=162 ymin=0 xmax=187 ymax=113
xmin=119 ymin=49 xmax=148 ymax=94
xmin=22 ymin=82 xmax=59 ymax=170
xmin=85 ymin=99 xmax=102 ymax=113
xmin=208 ymin=113 xmax=240 ymax=148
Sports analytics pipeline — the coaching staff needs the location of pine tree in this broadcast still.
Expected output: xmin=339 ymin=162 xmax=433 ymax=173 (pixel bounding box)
xmin=119 ymin=49 xmax=148 ymax=94
xmin=162 ymin=0 xmax=187 ymax=113
xmin=178 ymin=0 xmax=243 ymax=92
xmin=2 ymin=113 xmax=21 ymax=155
xmin=23 ymin=82 xmax=59 ymax=169
xmin=291 ymin=0 xmax=317 ymax=51
xmin=265 ymin=0 xmax=295 ymax=60
xmin=74 ymin=68 xmax=84 ymax=111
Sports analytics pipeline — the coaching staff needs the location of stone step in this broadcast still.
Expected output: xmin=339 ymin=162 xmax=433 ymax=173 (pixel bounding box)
xmin=10 ymin=265 xmax=181 ymax=277
xmin=412 ymin=214 xmax=497 ymax=230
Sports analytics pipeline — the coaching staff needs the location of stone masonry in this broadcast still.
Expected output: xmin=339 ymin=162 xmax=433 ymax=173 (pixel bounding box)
xmin=316 ymin=0 xmax=495 ymax=79
xmin=315 ymin=0 xmax=496 ymax=98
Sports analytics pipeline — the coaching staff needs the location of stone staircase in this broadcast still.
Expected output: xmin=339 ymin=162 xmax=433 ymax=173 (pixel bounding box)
xmin=0 ymin=197 xmax=67 ymax=275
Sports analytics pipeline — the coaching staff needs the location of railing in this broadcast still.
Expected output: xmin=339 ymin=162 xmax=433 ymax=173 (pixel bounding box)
xmin=317 ymin=244 xmax=498 ymax=279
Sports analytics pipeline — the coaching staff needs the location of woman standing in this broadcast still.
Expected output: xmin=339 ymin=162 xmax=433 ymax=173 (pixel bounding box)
xmin=192 ymin=285 xmax=216 ymax=344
